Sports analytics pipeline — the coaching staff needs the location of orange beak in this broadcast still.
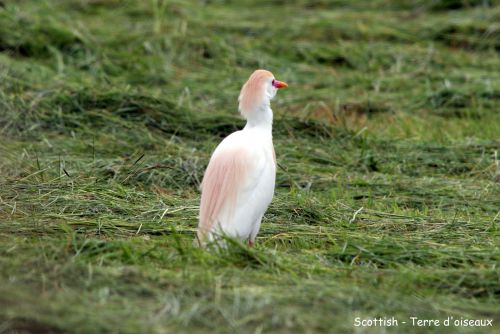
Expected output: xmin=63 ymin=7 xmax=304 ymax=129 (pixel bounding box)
xmin=272 ymin=79 xmax=288 ymax=89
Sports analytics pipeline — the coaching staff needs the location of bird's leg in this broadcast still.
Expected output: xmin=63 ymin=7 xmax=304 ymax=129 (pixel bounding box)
xmin=248 ymin=215 xmax=262 ymax=248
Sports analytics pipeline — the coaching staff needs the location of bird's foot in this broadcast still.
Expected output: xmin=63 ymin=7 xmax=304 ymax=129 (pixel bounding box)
xmin=248 ymin=240 xmax=254 ymax=248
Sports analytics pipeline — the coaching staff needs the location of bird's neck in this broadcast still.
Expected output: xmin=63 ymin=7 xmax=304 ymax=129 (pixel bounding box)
xmin=243 ymin=103 xmax=273 ymax=133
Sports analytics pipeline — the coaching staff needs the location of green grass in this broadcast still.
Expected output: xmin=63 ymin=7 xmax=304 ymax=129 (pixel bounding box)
xmin=1 ymin=0 xmax=499 ymax=333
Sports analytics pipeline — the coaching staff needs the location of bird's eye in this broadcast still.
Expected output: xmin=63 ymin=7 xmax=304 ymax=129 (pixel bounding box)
xmin=271 ymin=79 xmax=276 ymax=86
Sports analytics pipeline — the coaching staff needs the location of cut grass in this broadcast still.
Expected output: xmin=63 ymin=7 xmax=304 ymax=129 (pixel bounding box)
xmin=0 ymin=0 xmax=499 ymax=333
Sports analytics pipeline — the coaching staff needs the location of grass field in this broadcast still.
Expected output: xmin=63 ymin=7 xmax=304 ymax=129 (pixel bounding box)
xmin=1 ymin=0 xmax=499 ymax=333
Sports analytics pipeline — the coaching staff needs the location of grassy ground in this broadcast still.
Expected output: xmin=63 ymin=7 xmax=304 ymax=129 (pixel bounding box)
xmin=1 ymin=0 xmax=499 ymax=333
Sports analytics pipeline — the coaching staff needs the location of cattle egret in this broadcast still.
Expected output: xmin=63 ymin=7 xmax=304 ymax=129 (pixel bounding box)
xmin=197 ymin=69 xmax=288 ymax=247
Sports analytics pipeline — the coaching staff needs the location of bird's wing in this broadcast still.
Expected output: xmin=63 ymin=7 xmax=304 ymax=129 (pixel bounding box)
xmin=198 ymin=137 xmax=257 ymax=239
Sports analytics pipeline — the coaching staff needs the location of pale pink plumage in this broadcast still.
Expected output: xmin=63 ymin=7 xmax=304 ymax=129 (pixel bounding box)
xmin=198 ymin=149 xmax=249 ymax=239
xmin=238 ymin=70 xmax=274 ymax=117
xmin=197 ymin=69 xmax=287 ymax=246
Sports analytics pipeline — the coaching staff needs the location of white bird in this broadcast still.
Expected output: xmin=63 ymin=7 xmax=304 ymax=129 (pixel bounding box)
xmin=197 ymin=69 xmax=288 ymax=247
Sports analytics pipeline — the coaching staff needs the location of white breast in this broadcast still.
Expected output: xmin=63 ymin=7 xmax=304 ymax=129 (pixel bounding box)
xmin=204 ymin=128 xmax=276 ymax=242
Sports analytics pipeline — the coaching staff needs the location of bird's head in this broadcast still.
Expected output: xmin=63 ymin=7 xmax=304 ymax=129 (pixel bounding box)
xmin=238 ymin=69 xmax=288 ymax=119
